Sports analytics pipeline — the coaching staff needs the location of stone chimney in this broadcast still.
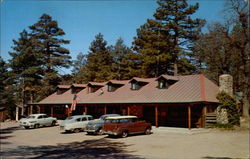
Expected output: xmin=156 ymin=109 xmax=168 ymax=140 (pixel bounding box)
xmin=217 ymin=74 xmax=233 ymax=124
xmin=219 ymin=74 xmax=233 ymax=96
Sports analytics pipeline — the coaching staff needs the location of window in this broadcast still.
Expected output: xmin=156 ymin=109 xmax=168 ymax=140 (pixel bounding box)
xmin=131 ymin=82 xmax=138 ymax=90
xmin=76 ymin=118 xmax=81 ymax=122
xmin=158 ymin=79 xmax=168 ymax=89
xmin=108 ymin=85 xmax=113 ymax=92
xmin=38 ymin=115 xmax=43 ymax=119
xmin=82 ymin=117 xmax=87 ymax=121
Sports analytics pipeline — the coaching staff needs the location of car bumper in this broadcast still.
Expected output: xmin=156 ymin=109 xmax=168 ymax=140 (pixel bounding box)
xmin=85 ymin=126 xmax=99 ymax=133
xmin=103 ymin=131 xmax=119 ymax=136
xmin=20 ymin=122 xmax=35 ymax=127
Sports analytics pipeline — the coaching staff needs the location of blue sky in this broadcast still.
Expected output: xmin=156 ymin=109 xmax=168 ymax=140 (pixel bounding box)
xmin=1 ymin=0 xmax=226 ymax=74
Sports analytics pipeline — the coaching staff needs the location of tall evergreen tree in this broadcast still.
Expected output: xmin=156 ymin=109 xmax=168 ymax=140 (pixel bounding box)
xmin=133 ymin=0 xmax=204 ymax=77
xmin=0 ymin=56 xmax=16 ymax=119
xmin=29 ymin=14 xmax=71 ymax=98
xmin=8 ymin=30 xmax=43 ymax=106
xmin=110 ymin=38 xmax=134 ymax=80
xmin=83 ymin=33 xmax=113 ymax=82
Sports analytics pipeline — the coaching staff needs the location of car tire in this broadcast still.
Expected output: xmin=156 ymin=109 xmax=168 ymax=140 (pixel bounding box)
xmin=73 ymin=128 xmax=80 ymax=133
xmin=145 ymin=128 xmax=151 ymax=135
xmin=121 ymin=131 xmax=128 ymax=138
xmin=97 ymin=129 xmax=103 ymax=135
xmin=24 ymin=126 xmax=29 ymax=129
xmin=51 ymin=121 xmax=56 ymax=126
xmin=34 ymin=124 xmax=39 ymax=129
xmin=87 ymin=132 xmax=94 ymax=135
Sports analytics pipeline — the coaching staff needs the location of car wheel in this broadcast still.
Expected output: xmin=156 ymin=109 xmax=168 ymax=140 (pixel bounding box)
xmin=145 ymin=128 xmax=151 ymax=135
xmin=74 ymin=128 xmax=80 ymax=133
xmin=97 ymin=129 xmax=103 ymax=135
xmin=24 ymin=126 xmax=29 ymax=129
xmin=51 ymin=121 xmax=56 ymax=126
xmin=34 ymin=124 xmax=39 ymax=129
xmin=121 ymin=131 xmax=128 ymax=138
xmin=87 ymin=132 xmax=94 ymax=135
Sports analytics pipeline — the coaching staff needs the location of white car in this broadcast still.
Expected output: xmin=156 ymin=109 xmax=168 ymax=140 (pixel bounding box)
xmin=60 ymin=115 xmax=93 ymax=133
xmin=20 ymin=113 xmax=57 ymax=129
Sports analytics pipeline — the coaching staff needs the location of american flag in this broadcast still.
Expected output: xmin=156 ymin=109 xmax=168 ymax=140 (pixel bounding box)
xmin=71 ymin=94 xmax=77 ymax=111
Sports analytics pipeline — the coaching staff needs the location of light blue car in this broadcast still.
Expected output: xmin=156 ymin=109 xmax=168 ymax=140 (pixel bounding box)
xmin=20 ymin=113 xmax=57 ymax=129
xmin=60 ymin=115 xmax=93 ymax=133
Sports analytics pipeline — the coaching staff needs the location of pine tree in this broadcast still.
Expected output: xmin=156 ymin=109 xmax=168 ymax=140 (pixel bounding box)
xmin=83 ymin=33 xmax=113 ymax=82
xmin=29 ymin=14 xmax=71 ymax=98
xmin=133 ymin=0 xmax=204 ymax=77
xmin=110 ymin=38 xmax=134 ymax=80
xmin=8 ymin=30 xmax=43 ymax=106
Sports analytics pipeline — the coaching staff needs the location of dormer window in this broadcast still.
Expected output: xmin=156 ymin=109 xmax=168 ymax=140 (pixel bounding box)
xmin=156 ymin=75 xmax=179 ymax=89
xmin=131 ymin=82 xmax=138 ymax=90
xmin=158 ymin=79 xmax=168 ymax=89
xmin=108 ymin=85 xmax=113 ymax=92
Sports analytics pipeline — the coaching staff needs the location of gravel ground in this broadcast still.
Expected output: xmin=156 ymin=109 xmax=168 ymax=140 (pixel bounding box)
xmin=0 ymin=121 xmax=249 ymax=159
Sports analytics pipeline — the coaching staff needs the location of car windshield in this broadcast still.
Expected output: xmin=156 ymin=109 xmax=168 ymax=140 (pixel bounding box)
xmin=27 ymin=115 xmax=35 ymax=119
xmin=66 ymin=116 xmax=74 ymax=120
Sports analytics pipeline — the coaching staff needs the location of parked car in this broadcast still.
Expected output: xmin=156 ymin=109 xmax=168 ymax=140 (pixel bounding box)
xmin=85 ymin=114 xmax=120 ymax=135
xmin=102 ymin=115 xmax=152 ymax=138
xmin=20 ymin=113 xmax=57 ymax=129
xmin=60 ymin=115 xmax=93 ymax=133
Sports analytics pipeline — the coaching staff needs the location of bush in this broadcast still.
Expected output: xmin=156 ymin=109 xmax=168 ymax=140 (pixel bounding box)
xmin=216 ymin=92 xmax=240 ymax=126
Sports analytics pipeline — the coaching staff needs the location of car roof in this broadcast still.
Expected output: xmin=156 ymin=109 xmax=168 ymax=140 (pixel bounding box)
xmin=29 ymin=113 xmax=46 ymax=116
xmin=105 ymin=115 xmax=137 ymax=120
xmin=70 ymin=115 xmax=93 ymax=118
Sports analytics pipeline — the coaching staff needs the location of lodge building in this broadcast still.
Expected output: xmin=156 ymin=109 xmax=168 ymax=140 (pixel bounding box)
xmin=32 ymin=74 xmax=220 ymax=129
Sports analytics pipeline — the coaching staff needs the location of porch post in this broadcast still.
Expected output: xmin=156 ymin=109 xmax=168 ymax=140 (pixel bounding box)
xmin=203 ymin=105 xmax=207 ymax=128
xmin=30 ymin=105 xmax=33 ymax=115
xmin=51 ymin=106 xmax=54 ymax=117
xmin=188 ymin=105 xmax=191 ymax=130
xmin=84 ymin=106 xmax=88 ymax=115
xmin=155 ymin=104 xmax=159 ymax=127
xmin=104 ymin=105 xmax=107 ymax=114
xmin=127 ymin=106 xmax=130 ymax=115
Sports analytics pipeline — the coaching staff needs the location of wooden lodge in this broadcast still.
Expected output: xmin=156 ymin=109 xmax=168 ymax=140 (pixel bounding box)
xmin=32 ymin=74 xmax=219 ymax=129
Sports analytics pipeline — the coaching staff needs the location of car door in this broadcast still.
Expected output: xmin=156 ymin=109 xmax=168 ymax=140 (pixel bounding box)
xmin=43 ymin=115 xmax=50 ymax=126
xmin=81 ymin=117 xmax=88 ymax=128
xmin=37 ymin=115 xmax=45 ymax=126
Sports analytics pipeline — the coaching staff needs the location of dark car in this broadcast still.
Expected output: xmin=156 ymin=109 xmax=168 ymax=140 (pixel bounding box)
xmin=85 ymin=114 xmax=120 ymax=135
xmin=102 ymin=115 xmax=152 ymax=138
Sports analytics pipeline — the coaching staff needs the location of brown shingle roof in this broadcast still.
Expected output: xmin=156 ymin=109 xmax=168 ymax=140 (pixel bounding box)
xmin=36 ymin=74 xmax=219 ymax=104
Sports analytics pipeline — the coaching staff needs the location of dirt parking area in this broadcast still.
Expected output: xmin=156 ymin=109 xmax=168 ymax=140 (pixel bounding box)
xmin=0 ymin=121 xmax=249 ymax=159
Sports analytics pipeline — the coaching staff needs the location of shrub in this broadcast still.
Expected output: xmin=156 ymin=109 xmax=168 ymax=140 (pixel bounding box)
xmin=216 ymin=92 xmax=240 ymax=126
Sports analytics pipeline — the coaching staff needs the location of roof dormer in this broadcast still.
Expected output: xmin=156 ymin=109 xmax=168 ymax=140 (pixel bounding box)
xmin=156 ymin=75 xmax=179 ymax=89
xmin=107 ymin=80 xmax=127 ymax=92
xmin=57 ymin=85 xmax=71 ymax=95
xmin=129 ymin=78 xmax=149 ymax=90
xmin=87 ymin=82 xmax=105 ymax=93
xmin=71 ymin=84 xmax=86 ymax=94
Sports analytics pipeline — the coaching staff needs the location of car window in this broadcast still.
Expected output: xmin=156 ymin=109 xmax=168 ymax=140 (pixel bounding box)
xmin=82 ymin=117 xmax=87 ymax=121
xmin=76 ymin=118 xmax=81 ymax=122
xmin=27 ymin=116 xmax=35 ymax=119
xmin=66 ymin=117 xmax=74 ymax=120
xmin=43 ymin=115 xmax=48 ymax=118
xmin=88 ymin=117 xmax=93 ymax=120
xmin=38 ymin=115 xmax=43 ymax=119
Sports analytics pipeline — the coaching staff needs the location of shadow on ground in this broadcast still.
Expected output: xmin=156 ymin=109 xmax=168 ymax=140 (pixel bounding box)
xmin=0 ymin=125 xmax=21 ymax=144
xmin=1 ymin=138 xmax=143 ymax=159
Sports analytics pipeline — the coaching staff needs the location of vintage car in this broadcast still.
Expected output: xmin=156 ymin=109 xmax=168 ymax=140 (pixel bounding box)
xmin=85 ymin=114 xmax=120 ymax=135
xmin=102 ymin=115 xmax=152 ymax=138
xmin=60 ymin=115 xmax=93 ymax=133
xmin=20 ymin=113 xmax=57 ymax=129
